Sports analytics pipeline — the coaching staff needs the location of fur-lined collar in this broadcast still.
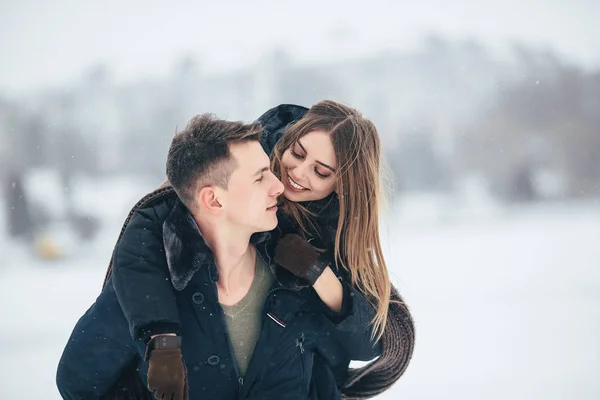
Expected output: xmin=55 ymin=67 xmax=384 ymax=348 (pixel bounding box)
xmin=163 ymin=200 xmax=273 ymax=291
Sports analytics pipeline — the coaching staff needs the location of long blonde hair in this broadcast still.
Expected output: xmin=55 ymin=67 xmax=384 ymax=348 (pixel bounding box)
xmin=271 ymin=100 xmax=391 ymax=341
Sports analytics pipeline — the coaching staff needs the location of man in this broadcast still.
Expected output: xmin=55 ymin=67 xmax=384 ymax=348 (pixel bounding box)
xmin=56 ymin=113 xmax=379 ymax=400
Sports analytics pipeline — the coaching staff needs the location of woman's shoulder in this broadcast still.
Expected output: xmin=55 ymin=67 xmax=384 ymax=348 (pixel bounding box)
xmin=257 ymin=104 xmax=309 ymax=127
xmin=257 ymin=104 xmax=309 ymax=154
xmin=127 ymin=185 xmax=179 ymax=225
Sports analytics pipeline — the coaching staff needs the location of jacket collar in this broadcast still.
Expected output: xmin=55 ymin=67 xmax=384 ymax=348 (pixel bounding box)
xmin=163 ymin=199 xmax=272 ymax=290
xmin=163 ymin=199 xmax=304 ymax=291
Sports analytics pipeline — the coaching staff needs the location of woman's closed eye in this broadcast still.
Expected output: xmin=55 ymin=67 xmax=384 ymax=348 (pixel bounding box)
xmin=314 ymin=168 xmax=330 ymax=179
xmin=290 ymin=144 xmax=331 ymax=179
xmin=291 ymin=149 xmax=304 ymax=159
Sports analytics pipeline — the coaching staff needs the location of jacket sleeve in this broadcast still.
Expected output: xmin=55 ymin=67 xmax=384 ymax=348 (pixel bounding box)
xmin=56 ymin=277 xmax=141 ymax=400
xmin=111 ymin=206 xmax=181 ymax=342
xmin=313 ymin=279 xmax=382 ymax=361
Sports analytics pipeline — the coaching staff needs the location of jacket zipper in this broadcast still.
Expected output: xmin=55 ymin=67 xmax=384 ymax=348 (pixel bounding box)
xmin=297 ymin=332 xmax=306 ymax=390
xmin=217 ymin=286 xmax=290 ymax=393
xmin=218 ymin=306 xmax=244 ymax=391
xmin=223 ymin=251 xmax=305 ymax=398
xmin=207 ymin=262 xmax=244 ymax=392
xmin=238 ymin=285 xmax=290 ymax=398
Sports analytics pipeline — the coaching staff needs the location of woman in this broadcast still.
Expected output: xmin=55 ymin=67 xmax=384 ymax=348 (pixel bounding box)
xmin=104 ymin=101 xmax=414 ymax=399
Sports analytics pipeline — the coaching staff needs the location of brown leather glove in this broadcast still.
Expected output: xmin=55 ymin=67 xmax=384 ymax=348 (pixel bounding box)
xmin=145 ymin=335 xmax=188 ymax=400
xmin=274 ymin=234 xmax=332 ymax=285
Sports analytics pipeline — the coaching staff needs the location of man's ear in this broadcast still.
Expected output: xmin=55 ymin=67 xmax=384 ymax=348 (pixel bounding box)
xmin=197 ymin=186 xmax=222 ymax=215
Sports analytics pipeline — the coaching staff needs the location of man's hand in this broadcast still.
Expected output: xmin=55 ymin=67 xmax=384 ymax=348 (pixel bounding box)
xmin=146 ymin=335 xmax=188 ymax=400
xmin=274 ymin=234 xmax=331 ymax=285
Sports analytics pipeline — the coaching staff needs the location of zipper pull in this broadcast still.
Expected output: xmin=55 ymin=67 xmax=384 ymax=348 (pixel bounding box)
xmin=296 ymin=333 xmax=305 ymax=354
xmin=239 ymin=377 xmax=244 ymax=388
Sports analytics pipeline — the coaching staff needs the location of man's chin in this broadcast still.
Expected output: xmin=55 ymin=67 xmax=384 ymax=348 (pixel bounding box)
xmin=261 ymin=218 xmax=278 ymax=232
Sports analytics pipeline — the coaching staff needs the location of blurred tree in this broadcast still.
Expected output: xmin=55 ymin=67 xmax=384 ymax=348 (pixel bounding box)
xmin=458 ymin=49 xmax=600 ymax=200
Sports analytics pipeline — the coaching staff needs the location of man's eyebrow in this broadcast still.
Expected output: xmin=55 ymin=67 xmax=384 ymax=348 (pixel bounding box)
xmin=297 ymin=140 xmax=336 ymax=172
xmin=253 ymin=166 xmax=269 ymax=176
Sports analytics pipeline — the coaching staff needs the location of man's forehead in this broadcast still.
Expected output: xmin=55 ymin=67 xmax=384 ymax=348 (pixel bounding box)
xmin=229 ymin=141 xmax=270 ymax=171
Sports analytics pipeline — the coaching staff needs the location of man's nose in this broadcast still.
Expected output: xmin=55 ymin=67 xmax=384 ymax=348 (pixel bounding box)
xmin=270 ymin=173 xmax=284 ymax=196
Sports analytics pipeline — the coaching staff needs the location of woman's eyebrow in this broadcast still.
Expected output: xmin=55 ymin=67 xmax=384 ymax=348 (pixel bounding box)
xmin=297 ymin=140 xmax=336 ymax=172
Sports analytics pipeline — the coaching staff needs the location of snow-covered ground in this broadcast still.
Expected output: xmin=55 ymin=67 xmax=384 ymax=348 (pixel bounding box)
xmin=1 ymin=181 xmax=599 ymax=399
xmin=380 ymin=201 xmax=600 ymax=400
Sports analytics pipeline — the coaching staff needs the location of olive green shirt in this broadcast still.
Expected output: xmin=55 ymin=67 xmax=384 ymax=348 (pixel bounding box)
xmin=221 ymin=254 xmax=274 ymax=377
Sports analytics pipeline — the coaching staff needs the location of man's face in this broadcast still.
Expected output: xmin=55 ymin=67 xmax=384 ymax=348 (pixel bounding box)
xmin=218 ymin=141 xmax=284 ymax=233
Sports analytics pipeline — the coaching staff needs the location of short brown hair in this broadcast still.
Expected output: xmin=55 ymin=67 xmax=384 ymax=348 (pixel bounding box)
xmin=166 ymin=113 xmax=262 ymax=207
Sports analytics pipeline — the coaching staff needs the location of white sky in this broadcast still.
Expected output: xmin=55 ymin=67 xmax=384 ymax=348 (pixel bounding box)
xmin=1 ymin=0 xmax=599 ymax=94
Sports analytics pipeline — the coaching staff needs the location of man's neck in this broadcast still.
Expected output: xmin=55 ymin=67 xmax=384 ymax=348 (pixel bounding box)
xmin=195 ymin=215 xmax=257 ymax=304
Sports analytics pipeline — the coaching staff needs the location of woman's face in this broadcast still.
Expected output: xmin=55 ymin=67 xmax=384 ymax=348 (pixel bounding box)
xmin=279 ymin=130 xmax=337 ymax=202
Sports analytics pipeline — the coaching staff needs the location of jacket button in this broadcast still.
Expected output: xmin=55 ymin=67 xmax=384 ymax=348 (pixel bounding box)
xmin=207 ymin=355 xmax=220 ymax=365
xmin=192 ymin=292 xmax=204 ymax=304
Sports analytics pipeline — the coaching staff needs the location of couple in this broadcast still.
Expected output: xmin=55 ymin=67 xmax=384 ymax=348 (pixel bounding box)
xmin=56 ymin=101 xmax=415 ymax=400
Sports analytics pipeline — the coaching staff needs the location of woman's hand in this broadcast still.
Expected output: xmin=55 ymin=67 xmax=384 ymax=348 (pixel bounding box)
xmin=274 ymin=234 xmax=343 ymax=312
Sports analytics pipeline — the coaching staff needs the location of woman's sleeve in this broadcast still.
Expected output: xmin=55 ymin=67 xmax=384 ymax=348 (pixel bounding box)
xmin=257 ymin=104 xmax=309 ymax=155
xmin=111 ymin=206 xmax=181 ymax=342
xmin=313 ymin=278 xmax=382 ymax=361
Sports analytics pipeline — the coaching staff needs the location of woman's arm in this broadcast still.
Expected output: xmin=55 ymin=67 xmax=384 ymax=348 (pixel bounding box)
xmin=274 ymin=234 xmax=382 ymax=361
xmin=313 ymin=271 xmax=382 ymax=361
xmin=312 ymin=267 xmax=344 ymax=312
xmin=111 ymin=204 xmax=180 ymax=342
